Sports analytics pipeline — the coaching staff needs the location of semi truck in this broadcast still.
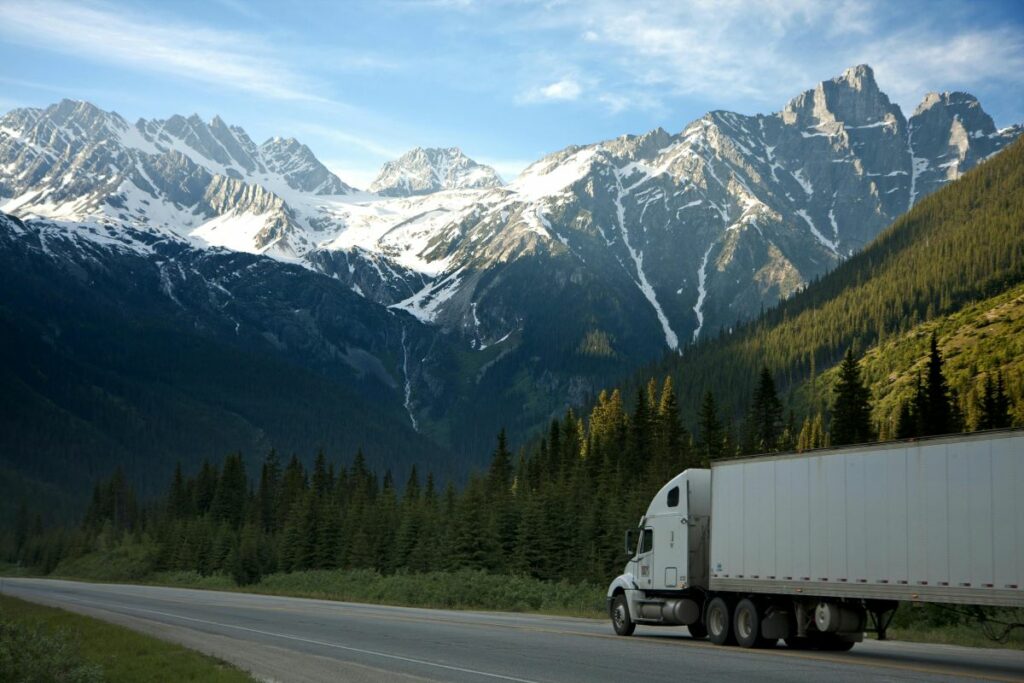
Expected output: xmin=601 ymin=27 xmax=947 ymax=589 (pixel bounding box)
xmin=607 ymin=429 xmax=1024 ymax=650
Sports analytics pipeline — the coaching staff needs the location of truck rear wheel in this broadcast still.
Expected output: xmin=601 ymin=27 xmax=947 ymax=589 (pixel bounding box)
xmin=733 ymin=599 xmax=767 ymax=648
xmin=611 ymin=594 xmax=635 ymax=636
xmin=706 ymin=597 xmax=735 ymax=645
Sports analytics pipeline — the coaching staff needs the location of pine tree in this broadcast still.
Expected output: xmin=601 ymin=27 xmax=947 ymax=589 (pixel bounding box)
xmin=257 ymin=450 xmax=281 ymax=532
xmin=211 ymin=453 xmax=247 ymax=529
xmin=696 ymin=391 xmax=724 ymax=462
xmin=194 ymin=461 xmax=219 ymax=516
xmin=653 ymin=377 xmax=689 ymax=481
xmin=232 ymin=523 xmax=262 ymax=586
xmin=749 ymin=366 xmax=784 ymax=453
xmin=487 ymin=429 xmax=513 ymax=495
xmin=312 ymin=450 xmax=332 ymax=498
xmin=922 ymin=334 xmax=955 ymax=436
xmin=830 ymin=348 xmax=874 ymax=446
xmin=168 ymin=462 xmax=190 ymax=520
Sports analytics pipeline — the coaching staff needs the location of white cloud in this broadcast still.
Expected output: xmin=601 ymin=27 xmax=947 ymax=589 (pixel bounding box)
xmin=857 ymin=27 xmax=1024 ymax=114
xmin=0 ymin=1 xmax=331 ymax=103
xmin=297 ymin=123 xmax=405 ymax=159
xmin=520 ymin=78 xmax=583 ymax=104
xmin=493 ymin=0 xmax=1021 ymax=121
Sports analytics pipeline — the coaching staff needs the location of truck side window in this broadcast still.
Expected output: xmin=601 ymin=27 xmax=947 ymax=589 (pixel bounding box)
xmin=667 ymin=486 xmax=679 ymax=507
xmin=641 ymin=528 xmax=653 ymax=554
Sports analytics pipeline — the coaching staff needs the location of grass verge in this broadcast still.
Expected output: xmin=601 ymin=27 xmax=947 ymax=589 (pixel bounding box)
xmin=151 ymin=567 xmax=609 ymax=619
xmin=0 ymin=594 xmax=255 ymax=682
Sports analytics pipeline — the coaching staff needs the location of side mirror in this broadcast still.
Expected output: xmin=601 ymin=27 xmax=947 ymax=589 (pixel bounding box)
xmin=625 ymin=529 xmax=635 ymax=556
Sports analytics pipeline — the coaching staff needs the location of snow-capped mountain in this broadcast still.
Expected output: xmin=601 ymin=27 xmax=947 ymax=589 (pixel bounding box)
xmin=369 ymin=147 xmax=503 ymax=196
xmin=1 ymin=65 xmax=1020 ymax=457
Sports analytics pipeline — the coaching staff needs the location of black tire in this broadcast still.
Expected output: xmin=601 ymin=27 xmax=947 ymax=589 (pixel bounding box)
xmin=706 ymin=597 xmax=735 ymax=645
xmin=733 ymin=599 xmax=766 ymax=648
xmin=611 ymin=594 xmax=635 ymax=636
xmin=687 ymin=621 xmax=708 ymax=640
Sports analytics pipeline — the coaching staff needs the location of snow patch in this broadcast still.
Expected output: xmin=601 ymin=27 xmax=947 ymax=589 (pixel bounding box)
xmin=614 ymin=171 xmax=679 ymax=350
xmin=692 ymin=243 xmax=713 ymax=342
xmin=796 ymin=209 xmax=837 ymax=254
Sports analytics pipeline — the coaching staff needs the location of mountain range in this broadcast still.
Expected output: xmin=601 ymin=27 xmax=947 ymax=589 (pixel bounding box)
xmin=1 ymin=64 xmax=1020 ymax=507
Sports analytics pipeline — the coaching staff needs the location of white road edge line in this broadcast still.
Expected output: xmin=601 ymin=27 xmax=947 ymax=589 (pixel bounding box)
xmin=17 ymin=589 xmax=543 ymax=683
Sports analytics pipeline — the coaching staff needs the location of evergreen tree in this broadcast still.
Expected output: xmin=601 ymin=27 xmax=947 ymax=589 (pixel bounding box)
xmin=210 ymin=453 xmax=247 ymax=529
xmin=257 ymin=450 xmax=282 ymax=532
xmin=232 ymin=523 xmax=262 ymax=586
xmin=194 ymin=460 xmax=219 ymax=515
xmin=922 ymin=334 xmax=955 ymax=436
xmin=696 ymin=391 xmax=724 ymax=462
xmin=830 ymin=348 xmax=874 ymax=446
xmin=168 ymin=462 xmax=190 ymax=520
xmin=487 ymin=429 xmax=513 ymax=495
xmin=749 ymin=366 xmax=784 ymax=453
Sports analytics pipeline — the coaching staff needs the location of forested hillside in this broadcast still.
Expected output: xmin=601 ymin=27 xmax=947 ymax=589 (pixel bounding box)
xmin=817 ymin=283 xmax=1024 ymax=435
xmin=652 ymin=136 xmax=1024 ymax=428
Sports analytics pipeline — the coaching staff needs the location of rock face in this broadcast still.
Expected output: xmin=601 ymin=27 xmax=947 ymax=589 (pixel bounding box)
xmin=0 ymin=65 xmax=1020 ymax=459
xmin=369 ymin=147 xmax=503 ymax=196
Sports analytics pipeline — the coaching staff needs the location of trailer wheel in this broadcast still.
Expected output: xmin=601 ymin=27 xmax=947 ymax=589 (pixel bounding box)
xmin=733 ymin=599 xmax=768 ymax=648
xmin=706 ymin=597 xmax=735 ymax=645
xmin=611 ymin=594 xmax=635 ymax=636
xmin=687 ymin=621 xmax=708 ymax=639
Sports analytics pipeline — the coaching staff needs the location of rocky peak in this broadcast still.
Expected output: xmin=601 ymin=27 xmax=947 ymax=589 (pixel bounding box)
xmin=912 ymin=91 xmax=996 ymax=136
xmin=783 ymin=63 xmax=902 ymax=129
xmin=370 ymin=146 xmax=503 ymax=196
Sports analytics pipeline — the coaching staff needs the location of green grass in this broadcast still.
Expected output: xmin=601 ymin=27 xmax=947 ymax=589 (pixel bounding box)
xmin=151 ymin=567 xmax=609 ymax=618
xmin=0 ymin=594 xmax=256 ymax=682
xmin=881 ymin=624 xmax=1024 ymax=650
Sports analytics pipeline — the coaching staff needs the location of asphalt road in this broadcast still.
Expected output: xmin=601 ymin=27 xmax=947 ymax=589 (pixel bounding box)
xmin=2 ymin=578 xmax=1021 ymax=683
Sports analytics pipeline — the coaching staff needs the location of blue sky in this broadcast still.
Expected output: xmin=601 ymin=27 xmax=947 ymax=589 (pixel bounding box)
xmin=1 ymin=0 xmax=1022 ymax=188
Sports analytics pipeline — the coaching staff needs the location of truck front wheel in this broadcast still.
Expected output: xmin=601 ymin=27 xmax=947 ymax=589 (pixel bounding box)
xmin=706 ymin=597 xmax=735 ymax=645
xmin=611 ymin=594 xmax=635 ymax=636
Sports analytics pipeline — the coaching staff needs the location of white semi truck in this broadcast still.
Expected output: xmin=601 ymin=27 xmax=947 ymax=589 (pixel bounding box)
xmin=607 ymin=429 xmax=1024 ymax=650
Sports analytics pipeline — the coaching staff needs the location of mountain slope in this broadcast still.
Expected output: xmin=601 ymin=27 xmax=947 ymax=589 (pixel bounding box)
xmin=0 ymin=213 xmax=456 ymax=512
xmin=648 ymin=135 xmax=1024 ymax=425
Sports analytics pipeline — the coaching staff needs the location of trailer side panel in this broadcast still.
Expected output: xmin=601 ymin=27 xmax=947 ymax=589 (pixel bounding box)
xmin=708 ymin=431 xmax=1024 ymax=607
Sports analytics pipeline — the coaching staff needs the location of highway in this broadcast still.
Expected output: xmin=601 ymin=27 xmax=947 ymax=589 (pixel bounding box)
xmin=3 ymin=578 xmax=1021 ymax=682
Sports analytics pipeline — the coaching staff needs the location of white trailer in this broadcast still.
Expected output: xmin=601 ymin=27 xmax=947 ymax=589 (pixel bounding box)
xmin=607 ymin=429 xmax=1024 ymax=650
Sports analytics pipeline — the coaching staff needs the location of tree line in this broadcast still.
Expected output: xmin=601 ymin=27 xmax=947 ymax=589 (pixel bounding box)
xmin=10 ymin=335 xmax=1017 ymax=585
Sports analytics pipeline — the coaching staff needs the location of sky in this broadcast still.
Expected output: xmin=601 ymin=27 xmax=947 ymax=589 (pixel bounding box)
xmin=0 ymin=0 xmax=1022 ymax=189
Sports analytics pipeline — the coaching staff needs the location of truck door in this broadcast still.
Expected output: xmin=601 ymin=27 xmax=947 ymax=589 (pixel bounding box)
xmin=637 ymin=527 xmax=654 ymax=590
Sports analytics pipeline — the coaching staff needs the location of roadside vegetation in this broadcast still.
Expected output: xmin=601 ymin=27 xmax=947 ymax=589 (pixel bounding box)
xmin=0 ymin=594 xmax=254 ymax=682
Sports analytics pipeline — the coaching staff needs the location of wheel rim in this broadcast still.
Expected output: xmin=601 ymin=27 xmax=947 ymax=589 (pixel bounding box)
xmin=614 ymin=603 xmax=627 ymax=630
xmin=737 ymin=607 xmax=753 ymax=640
xmin=709 ymin=605 xmax=725 ymax=636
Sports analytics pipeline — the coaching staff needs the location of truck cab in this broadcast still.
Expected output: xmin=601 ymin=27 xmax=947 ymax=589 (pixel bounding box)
xmin=607 ymin=469 xmax=710 ymax=636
